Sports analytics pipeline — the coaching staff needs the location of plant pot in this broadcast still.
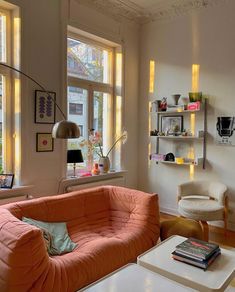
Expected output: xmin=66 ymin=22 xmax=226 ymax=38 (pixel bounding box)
xmin=98 ymin=156 xmax=110 ymax=173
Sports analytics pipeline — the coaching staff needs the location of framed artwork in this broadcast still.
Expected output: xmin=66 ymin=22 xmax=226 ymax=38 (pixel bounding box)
xmin=0 ymin=174 xmax=14 ymax=189
xmin=216 ymin=116 xmax=235 ymax=146
xmin=161 ymin=115 xmax=183 ymax=135
xmin=35 ymin=90 xmax=56 ymax=124
xmin=36 ymin=133 xmax=54 ymax=152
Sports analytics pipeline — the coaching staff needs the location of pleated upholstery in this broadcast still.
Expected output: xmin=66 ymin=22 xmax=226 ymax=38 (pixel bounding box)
xmin=0 ymin=186 xmax=160 ymax=292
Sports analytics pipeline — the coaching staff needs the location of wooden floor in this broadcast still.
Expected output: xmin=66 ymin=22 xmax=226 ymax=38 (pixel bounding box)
xmin=160 ymin=213 xmax=235 ymax=248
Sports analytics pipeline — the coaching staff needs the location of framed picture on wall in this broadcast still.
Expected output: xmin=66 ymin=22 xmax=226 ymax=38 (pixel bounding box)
xmin=161 ymin=115 xmax=183 ymax=135
xmin=35 ymin=90 xmax=56 ymax=124
xmin=36 ymin=133 xmax=54 ymax=152
xmin=0 ymin=174 xmax=14 ymax=189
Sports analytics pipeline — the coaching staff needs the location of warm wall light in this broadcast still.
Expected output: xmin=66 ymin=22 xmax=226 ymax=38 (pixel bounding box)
xmin=149 ymin=60 xmax=155 ymax=94
xmin=192 ymin=64 xmax=200 ymax=92
xmin=190 ymin=113 xmax=195 ymax=136
xmin=116 ymin=53 xmax=122 ymax=88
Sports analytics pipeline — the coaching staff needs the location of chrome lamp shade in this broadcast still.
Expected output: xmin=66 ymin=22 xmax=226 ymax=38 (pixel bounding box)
xmin=52 ymin=121 xmax=80 ymax=139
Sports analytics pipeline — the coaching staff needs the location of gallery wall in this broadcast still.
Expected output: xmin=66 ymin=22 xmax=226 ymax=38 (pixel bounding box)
xmin=139 ymin=0 xmax=235 ymax=230
xmin=5 ymin=0 xmax=139 ymax=195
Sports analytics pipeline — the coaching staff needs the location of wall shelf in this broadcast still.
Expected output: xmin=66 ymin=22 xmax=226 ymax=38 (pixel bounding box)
xmin=150 ymin=99 xmax=207 ymax=169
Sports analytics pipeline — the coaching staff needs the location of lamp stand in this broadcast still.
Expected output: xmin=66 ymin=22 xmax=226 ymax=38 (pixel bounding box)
xmin=72 ymin=163 xmax=76 ymax=177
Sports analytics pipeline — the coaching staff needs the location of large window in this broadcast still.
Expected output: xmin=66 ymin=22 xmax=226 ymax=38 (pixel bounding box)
xmin=67 ymin=34 xmax=114 ymax=168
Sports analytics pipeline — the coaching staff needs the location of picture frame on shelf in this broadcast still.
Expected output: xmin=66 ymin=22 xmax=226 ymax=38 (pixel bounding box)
xmin=0 ymin=174 xmax=14 ymax=189
xmin=35 ymin=90 xmax=56 ymax=124
xmin=161 ymin=115 xmax=183 ymax=135
xmin=36 ymin=133 xmax=54 ymax=152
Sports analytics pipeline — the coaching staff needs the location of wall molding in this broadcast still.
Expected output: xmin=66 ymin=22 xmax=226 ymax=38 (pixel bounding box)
xmin=75 ymin=0 xmax=231 ymax=24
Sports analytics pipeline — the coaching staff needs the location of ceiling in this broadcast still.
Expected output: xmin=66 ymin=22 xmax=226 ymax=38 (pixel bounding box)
xmin=77 ymin=0 xmax=223 ymax=23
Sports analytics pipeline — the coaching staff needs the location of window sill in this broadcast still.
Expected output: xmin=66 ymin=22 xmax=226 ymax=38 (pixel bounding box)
xmin=58 ymin=170 xmax=127 ymax=194
xmin=0 ymin=185 xmax=35 ymax=200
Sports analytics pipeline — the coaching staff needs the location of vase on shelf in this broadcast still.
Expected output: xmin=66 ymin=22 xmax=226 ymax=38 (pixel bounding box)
xmin=98 ymin=156 xmax=110 ymax=173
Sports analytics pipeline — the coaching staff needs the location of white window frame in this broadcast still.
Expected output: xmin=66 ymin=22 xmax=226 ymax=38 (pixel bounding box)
xmin=67 ymin=33 xmax=115 ymax=157
xmin=0 ymin=6 xmax=13 ymax=173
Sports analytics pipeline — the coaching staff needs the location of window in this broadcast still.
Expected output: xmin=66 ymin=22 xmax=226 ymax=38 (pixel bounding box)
xmin=0 ymin=3 xmax=20 ymax=176
xmin=67 ymin=33 xmax=116 ymax=170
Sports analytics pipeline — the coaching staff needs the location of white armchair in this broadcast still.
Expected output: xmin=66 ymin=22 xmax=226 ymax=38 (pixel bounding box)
xmin=177 ymin=181 xmax=228 ymax=241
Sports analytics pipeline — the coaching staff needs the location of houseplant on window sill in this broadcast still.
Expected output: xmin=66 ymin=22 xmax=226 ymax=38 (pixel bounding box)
xmin=92 ymin=130 xmax=128 ymax=173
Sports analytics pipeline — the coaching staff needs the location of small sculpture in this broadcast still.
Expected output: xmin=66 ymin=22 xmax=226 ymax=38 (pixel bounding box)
xmin=159 ymin=97 xmax=167 ymax=111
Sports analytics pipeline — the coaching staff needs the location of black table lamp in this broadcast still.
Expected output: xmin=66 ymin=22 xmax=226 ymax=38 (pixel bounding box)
xmin=67 ymin=149 xmax=84 ymax=177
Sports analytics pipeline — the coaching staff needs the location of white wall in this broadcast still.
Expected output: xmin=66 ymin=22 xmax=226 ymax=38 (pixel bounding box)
xmin=139 ymin=1 xmax=235 ymax=230
xmin=5 ymin=0 xmax=139 ymax=195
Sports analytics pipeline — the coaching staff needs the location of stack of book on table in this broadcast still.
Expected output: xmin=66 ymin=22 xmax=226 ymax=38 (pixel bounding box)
xmin=172 ymin=237 xmax=221 ymax=270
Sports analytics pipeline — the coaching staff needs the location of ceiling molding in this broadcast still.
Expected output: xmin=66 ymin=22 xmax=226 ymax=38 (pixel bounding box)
xmin=75 ymin=0 xmax=230 ymax=24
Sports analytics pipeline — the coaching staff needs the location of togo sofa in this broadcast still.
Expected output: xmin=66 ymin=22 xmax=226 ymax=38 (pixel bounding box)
xmin=0 ymin=186 xmax=160 ymax=292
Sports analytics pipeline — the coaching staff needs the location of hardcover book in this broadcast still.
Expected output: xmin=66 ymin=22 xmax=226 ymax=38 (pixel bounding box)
xmin=175 ymin=238 xmax=220 ymax=260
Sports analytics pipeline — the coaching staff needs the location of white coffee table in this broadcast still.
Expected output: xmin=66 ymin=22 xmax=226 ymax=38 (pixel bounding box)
xmin=79 ymin=263 xmax=196 ymax=291
xmin=137 ymin=235 xmax=235 ymax=292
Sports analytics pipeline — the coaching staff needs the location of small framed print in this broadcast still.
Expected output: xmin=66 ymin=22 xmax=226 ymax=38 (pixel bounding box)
xmin=35 ymin=90 xmax=56 ymax=124
xmin=0 ymin=174 xmax=14 ymax=189
xmin=36 ymin=133 xmax=54 ymax=152
xmin=161 ymin=115 xmax=183 ymax=135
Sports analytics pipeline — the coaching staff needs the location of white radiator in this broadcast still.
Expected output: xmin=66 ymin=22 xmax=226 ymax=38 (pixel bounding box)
xmin=66 ymin=176 xmax=125 ymax=192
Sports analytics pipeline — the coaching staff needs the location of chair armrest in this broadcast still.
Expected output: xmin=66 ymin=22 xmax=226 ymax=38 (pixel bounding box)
xmin=209 ymin=182 xmax=227 ymax=204
xmin=0 ymin=209 xmax=49 ymax=291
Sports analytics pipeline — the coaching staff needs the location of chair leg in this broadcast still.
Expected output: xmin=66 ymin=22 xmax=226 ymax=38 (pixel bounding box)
xmin=199 ymin=221 xmax=209 ymax=241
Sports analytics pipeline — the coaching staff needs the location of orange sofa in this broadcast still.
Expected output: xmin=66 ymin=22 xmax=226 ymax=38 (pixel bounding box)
xmin=0 ymin=186 xmax=160 ymax=292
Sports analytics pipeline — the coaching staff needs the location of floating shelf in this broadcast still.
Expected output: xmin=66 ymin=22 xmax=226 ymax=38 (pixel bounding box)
xmin=151 ymin=135 xmax=203 ymax=140
xmin=151 ymin=109 xmax=201 ymax=115
xmin=159 ymin=158 xmax=203 ymax=166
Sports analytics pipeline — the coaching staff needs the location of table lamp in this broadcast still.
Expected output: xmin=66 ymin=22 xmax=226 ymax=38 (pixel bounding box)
xmin=67 ymin=149 xmax=84 ymax=177
xmin=0 ymin=62 xmax=80 ymax=139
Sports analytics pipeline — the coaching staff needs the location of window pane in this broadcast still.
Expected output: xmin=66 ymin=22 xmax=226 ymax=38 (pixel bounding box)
xmin=67 ymin=38 xmax=111 ymax=84
xmin=93 ymin=91 xmax=111 ymax=158
xmin=0 ymin=14 xmax=6 ymax=62
xmin=0 ymin=75 xmax=3 ymax=172
xmin=67 ymin=86 xmax=88 ymax=150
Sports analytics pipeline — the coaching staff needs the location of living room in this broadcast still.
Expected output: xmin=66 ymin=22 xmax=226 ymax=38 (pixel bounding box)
xmin=0 ymin=0 xmax=235 ymax=291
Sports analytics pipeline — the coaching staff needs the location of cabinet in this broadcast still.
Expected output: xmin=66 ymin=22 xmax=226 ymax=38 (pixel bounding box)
xmin=150 ymin=99 xmax=207 ymax=169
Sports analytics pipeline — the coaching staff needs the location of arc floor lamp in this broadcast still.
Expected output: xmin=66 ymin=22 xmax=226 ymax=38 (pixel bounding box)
xmin=0 ymin=62 xmax=80 ymax=139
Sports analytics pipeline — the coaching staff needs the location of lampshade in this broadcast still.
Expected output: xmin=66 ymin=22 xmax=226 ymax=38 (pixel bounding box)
xmin=67 ymin=149 xmax=84 ymax=164
xmin=52 ymin=120 xmax=80 ymax=139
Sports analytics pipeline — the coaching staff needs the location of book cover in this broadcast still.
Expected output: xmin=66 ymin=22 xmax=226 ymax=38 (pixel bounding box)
xmin=175 ymin=238 xmax=219 ymax=260
xmin=172 ymin=249 xmax=221 ymax=270
xmin=173 ymin=247 xmax=221 ymax=261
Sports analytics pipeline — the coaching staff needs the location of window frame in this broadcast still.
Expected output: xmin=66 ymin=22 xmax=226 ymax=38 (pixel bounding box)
xmin=0 ymin=6 xmax=13 ymax=173
xmin=67 ymin=32 xmax=115 ymax=146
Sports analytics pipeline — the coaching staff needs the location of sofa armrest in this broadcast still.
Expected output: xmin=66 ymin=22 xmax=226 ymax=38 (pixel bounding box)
xmin=0 ymin=209 xmax=49 ymax=292
xmin=108 ymin=186 xmax=160 ymax=234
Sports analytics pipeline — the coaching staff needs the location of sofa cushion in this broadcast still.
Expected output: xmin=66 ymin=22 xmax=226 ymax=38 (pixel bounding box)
xmin=22 ymin=217 xmax=77 ymax=255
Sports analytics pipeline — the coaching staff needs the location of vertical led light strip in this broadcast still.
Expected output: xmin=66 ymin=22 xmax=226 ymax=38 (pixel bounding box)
xmin=149 ymin=60 xmax=155 ymax=167
xmin=14 ymin=78 xmax=21 ymax=185
xmin=115 ymin=52 xmax=122 ymax=169
xmin=190 ymin=64 xmax=200 ymax=180
xmin=149 ymin=60 xmax=155 ymax=94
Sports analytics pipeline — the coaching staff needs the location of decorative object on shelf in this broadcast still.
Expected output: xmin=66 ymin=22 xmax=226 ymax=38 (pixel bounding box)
xmin=161 ymin=116 xmax=183 ymax=135
xmin=0 ymin=63 xmax=80 ymax=139
xmin=175 ymin=157 xmax=184 ymax=164
xmin=150 ymin=129 xmax=159 ymax=136
xmin=151 ymin=100 xmax=161 ymax=112
xmin=172 ymin=94 xmax=181 ymax=105
xmin=0 ymin=174 xmax=14 ymax=189
xmin=99 ymin=156 xmax=110 ymax=173
xmin=178 ymin=96 xmax=189 ymax=108
xmin=187 ymin=101 xmax=201 ymax=111
xmin=92 ymin=163 xmax=100 ymax=175
xmin=188 ymin=92 xmax=202 ymax=102
xmin=36 ymin=133 xmax=54 ymax=152
xmin=151 ymin=153 xmax=166 ymax=161
xmin=35 ymin=90 xmax=56 ymax=124
xmin=165 ymin=153 xmax=175 ymax=162
xmin=67 ymin=149 xmax=84 ymax=177
xmin=216 ymin=116 xmax=235 ymax=146
xmin=159 ymin=97 xmax=167 ymax=111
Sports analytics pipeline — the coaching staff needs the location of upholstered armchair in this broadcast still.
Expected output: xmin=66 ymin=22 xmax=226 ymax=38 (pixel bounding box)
xmin=177 ymin=181 xmax=228 ymax=241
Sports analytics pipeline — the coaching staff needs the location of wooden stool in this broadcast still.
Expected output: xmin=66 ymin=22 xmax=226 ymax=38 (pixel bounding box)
xmin=160 ymin=217 xmax=204 ymax=241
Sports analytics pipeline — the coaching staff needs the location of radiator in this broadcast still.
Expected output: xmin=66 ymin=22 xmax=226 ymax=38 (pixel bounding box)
xmin=66 ymin=176 xmax=125 ymax=193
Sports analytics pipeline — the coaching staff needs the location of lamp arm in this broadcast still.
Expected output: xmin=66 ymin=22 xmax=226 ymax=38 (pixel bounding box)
xmin=0 ymin=62 xmax=66 ymax=120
